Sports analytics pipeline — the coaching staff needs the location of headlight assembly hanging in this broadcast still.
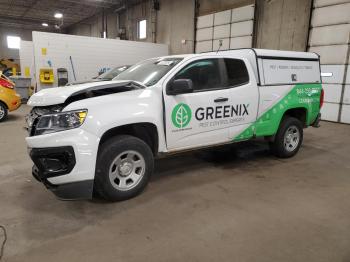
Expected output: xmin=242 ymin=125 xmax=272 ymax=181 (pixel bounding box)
xmin=34 ymin=109 xmax=88 ymax=135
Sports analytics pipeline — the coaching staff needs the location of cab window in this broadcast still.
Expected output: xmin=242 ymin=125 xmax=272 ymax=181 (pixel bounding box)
xmin=224 ymin=58 xmax=249 ymax=86
xmin=173 ymin=59 xmax=222 ymax=91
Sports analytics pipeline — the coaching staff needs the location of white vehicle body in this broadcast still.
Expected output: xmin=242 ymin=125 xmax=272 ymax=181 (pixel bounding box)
xmin=26 ymin=49 xmax=323 ymax=200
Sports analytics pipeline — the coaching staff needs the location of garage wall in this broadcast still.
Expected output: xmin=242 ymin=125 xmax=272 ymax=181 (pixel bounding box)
xmin=67 ymin=0 xmax=194 ymax=55
xmin=32 ymin=31 xmax=168 ymax=90
xmin=156 ymin=0 xmax=195 ymax=54
xmin=308 ymin=0 xmax=350 ymax=123
xmin=67 ymin=10 xmax=118 ymax=39
xmin=195 ymin=4 xmax=255 ymax=53
xmin=255 ymin=0 xmax=312 ymax=51
xmin=198 ymin=0 xmax=254 ymax=15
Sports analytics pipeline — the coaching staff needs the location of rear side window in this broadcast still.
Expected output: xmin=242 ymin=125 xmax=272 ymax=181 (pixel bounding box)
xmin=224 ymin=59 xmax=249 ymax=86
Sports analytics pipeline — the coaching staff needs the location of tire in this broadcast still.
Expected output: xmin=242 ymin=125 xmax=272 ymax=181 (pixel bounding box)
xmin=0 ymin=102 xmax=8 ymax=122
xmin=270 ymin=117 xmax=303 ymax=158
xmin=94 ymin=135 xmax=154 ymax=201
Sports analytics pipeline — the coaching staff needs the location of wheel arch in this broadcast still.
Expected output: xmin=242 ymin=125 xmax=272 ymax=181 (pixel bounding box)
xmin=282 ymin=107 xmax=308 ymax=127
xmin=99 ymin=122 xmax=159 ymax=155
xmin=0 ymin=99 xmax=8 ymax=109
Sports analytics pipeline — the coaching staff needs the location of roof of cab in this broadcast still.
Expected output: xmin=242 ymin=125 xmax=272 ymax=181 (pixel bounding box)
xmin=156 ymin=49 xmax=320 ymax=86
xmin=159 ymin=48 xmax=319 ymax=61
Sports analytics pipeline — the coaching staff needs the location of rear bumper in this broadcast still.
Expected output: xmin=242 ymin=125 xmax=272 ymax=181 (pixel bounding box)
xmin=8 ymin=93 xmax=21 ymax=111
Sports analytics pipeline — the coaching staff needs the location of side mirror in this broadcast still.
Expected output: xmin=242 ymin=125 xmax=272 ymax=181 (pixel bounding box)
xmin=167 ymin=79 xmax=193 ymax=95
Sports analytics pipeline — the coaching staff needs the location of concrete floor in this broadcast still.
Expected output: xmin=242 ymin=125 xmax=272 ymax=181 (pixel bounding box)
xmin=0 ymin=105 xmax=350 ymax=262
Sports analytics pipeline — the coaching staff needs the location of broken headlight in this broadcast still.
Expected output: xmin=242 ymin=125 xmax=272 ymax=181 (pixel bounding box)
xmin=34 ymin=109 xmax=88 ymax=136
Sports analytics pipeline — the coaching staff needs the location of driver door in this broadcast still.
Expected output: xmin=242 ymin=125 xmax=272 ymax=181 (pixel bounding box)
xmin=163 ymin=58 xmax=232 ymax=151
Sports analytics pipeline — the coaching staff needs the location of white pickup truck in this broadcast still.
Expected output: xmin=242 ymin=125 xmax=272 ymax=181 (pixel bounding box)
xmin=25 ymin=49 xmax=323 ymax=201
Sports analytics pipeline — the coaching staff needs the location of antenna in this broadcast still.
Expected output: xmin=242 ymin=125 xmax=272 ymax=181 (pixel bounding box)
xmin=216 ymin=39 xmax=223 ymax=54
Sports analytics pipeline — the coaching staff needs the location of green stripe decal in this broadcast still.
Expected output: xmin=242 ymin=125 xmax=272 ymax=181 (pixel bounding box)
xmin=234 ymin=83 xmax=322 ymax=141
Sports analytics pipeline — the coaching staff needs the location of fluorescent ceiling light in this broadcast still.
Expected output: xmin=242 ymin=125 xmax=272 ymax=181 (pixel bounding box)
xmin=54 ymin=12 xmax=63 ymax=19
xmin=42 ymin=23 xmax=48 ymax=27
xmin=7 ymin=36 xmax=21 ymax=49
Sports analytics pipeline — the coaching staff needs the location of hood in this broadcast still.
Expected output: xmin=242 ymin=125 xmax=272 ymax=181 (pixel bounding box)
xmin=66 ymin=78 xmax=107 ymax=86
xmin=28 ymin=80 xmax=145 ymax=107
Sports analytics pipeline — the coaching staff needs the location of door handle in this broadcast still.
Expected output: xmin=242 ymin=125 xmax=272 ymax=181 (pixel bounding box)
xmin=214 ymin=97 xmax=228 ymax=103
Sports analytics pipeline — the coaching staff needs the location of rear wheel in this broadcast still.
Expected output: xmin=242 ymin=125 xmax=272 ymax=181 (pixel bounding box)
xmin=270 ymin=117 xmax=303 ymax=158
xmin=0 ymin=102 xmax=8 ymax=122
xmin=94 ymin=135 xmax=154 ymax=201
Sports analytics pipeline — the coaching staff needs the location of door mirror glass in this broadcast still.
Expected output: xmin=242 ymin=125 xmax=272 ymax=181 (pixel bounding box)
xmin=167 ymin=79 xmax=193 ymax=95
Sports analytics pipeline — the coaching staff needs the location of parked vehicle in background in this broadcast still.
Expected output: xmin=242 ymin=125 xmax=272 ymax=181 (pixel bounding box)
xmin=25 ymin=49 xmax=323 ymax=201
xmin=0 ymin=73 xmax=21 ymax=122
xmin=67 ymin=65 xmax=130 ymax=85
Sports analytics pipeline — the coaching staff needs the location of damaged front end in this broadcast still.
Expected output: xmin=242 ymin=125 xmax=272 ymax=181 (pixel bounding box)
xmin=25 ymin=81 xmax=144 ymax=200
xmin=25 ymin=81 xmax=144 ymax=136
xmin=25 ymin=104 xmax=64 ymax=136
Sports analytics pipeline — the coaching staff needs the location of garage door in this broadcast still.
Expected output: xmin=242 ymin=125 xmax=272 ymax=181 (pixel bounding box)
xmin=308 ymin=0 xmax=350 ymax=124
xmin=195 ymin=4 xmax=255 ymax=53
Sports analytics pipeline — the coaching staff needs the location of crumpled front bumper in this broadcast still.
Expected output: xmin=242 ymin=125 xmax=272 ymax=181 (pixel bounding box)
xmin=26 ymin=128 xmax=100 ymax=200
xmin=32 ymin=164 xmax=94 ymax=200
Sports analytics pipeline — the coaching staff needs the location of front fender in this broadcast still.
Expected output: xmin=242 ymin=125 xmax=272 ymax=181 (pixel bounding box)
xmin=64 ymin=88 xmax=167 ymax=152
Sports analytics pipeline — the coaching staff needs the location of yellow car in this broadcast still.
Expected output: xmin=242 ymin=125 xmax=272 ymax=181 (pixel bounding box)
xmin=0 ymin=75 xmax=21 ymax=122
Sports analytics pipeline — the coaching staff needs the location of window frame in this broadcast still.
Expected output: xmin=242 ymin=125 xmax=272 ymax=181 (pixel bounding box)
xmin=167 ymin=57 xmax=250 ymax=94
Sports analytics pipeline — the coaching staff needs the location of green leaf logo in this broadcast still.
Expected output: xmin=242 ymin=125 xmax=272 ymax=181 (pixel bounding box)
xmin=171 ymin=103 xmax=192 ymax=128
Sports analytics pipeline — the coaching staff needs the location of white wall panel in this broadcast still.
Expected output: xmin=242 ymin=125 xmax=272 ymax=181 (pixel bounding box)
xmin=195 ymin=4 xmax=254 ymax=53
xmin=195 ymin=40 xmax=212 ymax=53
xmin=196 ymin=27 xmax=213 ymax=41
xmin=342 ymin=84 xmax=350 ymax=104
xmin=19 ymin=40 xmax=35 ymax=86
xmin=32 ymin=32 xmax=168 ymax=90
xmin=309 ymin=24 xmax=350 ymax=46
xmin=213 ymin=24 xmax=231 ymax=39
xmin=230 ymin=20 xmax=253 ymax=37
xmin=322 ymin=84 xmax=343 ymax=103
xmin=197 ymin=14 xmax=214 ymax=29
xmin=321 ymin=65 xmax=346 ymax=84
xmin=309 ymin=45 xmax=349 ymax=65
xmin=321 ymin=102 xmax=340 ymax=121
xmin=214 ymin=10 xmax=231 ymax=26
xmin=346 ymin=66 xmax=350 ymax=84
xmin=314 ymin=0 xmax=350 ymax=8
xmin=311 ymin=3 xmax=350 ymax=27
xmin=213 ymin=38 xmax=230 ymax=51
xmin=230 ymin=36 xmax=252 ymax=49
xmin=309 ymin=1 xmax=350 ymax=124
xmin=340 ymin=105 xmax=350 ymax=124
xmin=231 ymin=5 xmax=255 ymax=23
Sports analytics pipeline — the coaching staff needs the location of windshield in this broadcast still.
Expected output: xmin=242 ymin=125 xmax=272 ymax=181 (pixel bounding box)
xmin=98 ymin=65 xmax=130 ymax=80
xmin=113 ymin=58 xmax=183 ymax=86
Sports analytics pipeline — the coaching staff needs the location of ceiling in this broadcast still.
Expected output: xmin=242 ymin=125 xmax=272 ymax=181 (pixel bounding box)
xmin=0 ymin=0 xmax=125 ymax=31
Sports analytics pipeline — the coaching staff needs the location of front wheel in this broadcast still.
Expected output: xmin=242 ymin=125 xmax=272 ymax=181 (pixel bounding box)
xmin=270 ymin=117 xmax=303 ymax=158
xmin=94 ymin=135 xmax=154 ymax=201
